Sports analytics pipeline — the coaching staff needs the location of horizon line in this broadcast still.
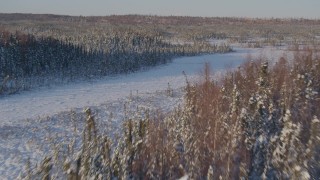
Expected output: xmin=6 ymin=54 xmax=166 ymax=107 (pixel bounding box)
xmin=1 ymin=12 xmax=320 ymax=20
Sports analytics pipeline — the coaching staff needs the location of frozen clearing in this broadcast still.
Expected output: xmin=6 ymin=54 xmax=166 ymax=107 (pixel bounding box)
xmin=0 ymin=47 xmax=287 ymax=179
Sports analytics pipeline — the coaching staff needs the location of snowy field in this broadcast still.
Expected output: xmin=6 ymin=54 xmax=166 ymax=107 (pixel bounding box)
xmin=0 ymin=47 xmax=288 ymax=179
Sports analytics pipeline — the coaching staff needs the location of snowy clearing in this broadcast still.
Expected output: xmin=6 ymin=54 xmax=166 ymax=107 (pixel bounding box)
xmin=0 ymin=47 xmax=288 ymax=179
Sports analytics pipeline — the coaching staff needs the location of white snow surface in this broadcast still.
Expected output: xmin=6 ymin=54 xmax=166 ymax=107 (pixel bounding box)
xmin=0 ymin=47 xmax=288 ymax=179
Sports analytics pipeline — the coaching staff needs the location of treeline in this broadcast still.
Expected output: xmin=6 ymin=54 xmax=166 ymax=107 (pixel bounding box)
xmin=0 ymin=30 xmax=231 ymax=95
xmin=3 ymin=13 xmax=319 ymax=50
xmin=20 ymin=48 xmax=320 ymax=179
xmin=1 ymin=13 xmax=320 ymax=26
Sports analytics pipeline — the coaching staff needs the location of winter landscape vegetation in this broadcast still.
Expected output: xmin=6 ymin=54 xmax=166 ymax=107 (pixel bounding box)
xmin=0 ymin=1 xmax=320 ymax=179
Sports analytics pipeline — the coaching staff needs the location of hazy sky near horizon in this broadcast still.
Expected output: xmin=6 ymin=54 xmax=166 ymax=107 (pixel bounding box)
xmin=0 ymin=0 xmax=319 ymax=18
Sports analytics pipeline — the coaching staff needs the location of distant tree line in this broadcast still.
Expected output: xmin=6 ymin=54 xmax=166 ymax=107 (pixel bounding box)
xmin=2 ymin=13 xmax=320 ymax=48
xmin=1 ymin=13 xmax=320 ymax=26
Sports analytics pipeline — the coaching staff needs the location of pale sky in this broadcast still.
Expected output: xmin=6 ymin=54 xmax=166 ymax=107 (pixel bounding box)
xmin=0 ymin=0 xmax=319 ymax=18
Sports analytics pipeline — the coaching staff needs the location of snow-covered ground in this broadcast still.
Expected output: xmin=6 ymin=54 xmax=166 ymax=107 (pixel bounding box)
xmin=0 ymin=47 xmax=288 ymax=179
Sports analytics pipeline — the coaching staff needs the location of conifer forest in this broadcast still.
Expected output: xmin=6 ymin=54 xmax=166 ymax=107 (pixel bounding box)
xmin=0 ymin=14 xmax=319 ymax=179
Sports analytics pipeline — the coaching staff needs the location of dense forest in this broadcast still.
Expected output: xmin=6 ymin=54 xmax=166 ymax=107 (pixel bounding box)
xmin=0 ymin=29 xmax=231 ymax=95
